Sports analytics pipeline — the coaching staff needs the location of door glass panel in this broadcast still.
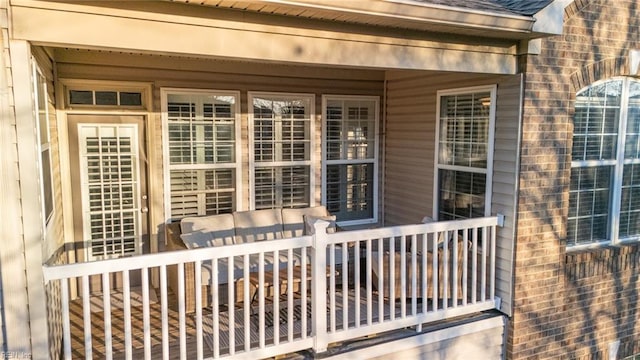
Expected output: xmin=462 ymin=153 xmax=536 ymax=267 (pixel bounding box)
xmin=79 ymin=124 xmax=141 ymax=260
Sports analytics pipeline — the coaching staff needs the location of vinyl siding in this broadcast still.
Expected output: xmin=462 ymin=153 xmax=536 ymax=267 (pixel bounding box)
xmin=0 ymin=9 xmax=13 ymax=353
xmin=384 ymin=70 xmax=522 ymax=315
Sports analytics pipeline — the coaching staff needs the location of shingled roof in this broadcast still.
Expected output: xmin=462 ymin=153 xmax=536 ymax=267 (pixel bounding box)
xmin=413 ymin=0 xmax=554 ymax=16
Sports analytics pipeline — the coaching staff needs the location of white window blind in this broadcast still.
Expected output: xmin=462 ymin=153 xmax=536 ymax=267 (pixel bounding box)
xmin=435 ymin=86 xmax=495 ymax=221
xmin=79 ymin=125 xmax=141 ymax=260
xmin=569 ymin=78 xmax=640 ymax=246
xmin=323 ymin=96 xmax=378 ymax=224
xmin=163 ymin=90 xmax=240 ymax=220
xmin=250 ymin=93 xmax=313 ymax=209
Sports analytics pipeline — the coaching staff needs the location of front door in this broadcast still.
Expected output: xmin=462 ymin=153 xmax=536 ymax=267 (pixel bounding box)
xmin=68 ymin=115 xmax=149 ymax=262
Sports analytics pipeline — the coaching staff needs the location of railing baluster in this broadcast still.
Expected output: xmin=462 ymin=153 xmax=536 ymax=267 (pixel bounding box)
xmin=258 ymin=252 xmax=265 ymax=349
xmin=462 ymin=230 xmax=469 ymax=306
xmin=195 ymin=260 xmax=203 ymax=360
xmin=452 ymin=231 xmax=458 ymax=309
xmin=490 ymin=224 xmax=497 ymax=301
xmin=389 ymin=238 xmax=395 ymax=320
xmin=442 ymin=231 xmax=449 ymax=310
xmin=122 ymin=271 xmax=132 ymax=360
xmin=472 ymin=228 xmax=478 ymax=304
xmin=482 ymin=226 xmax=488 ymax=301
xmin=354 ymin=240 xmax=360 ymax=327
xmin=410 ymin=234 xmax=417 ymax=317
xmin=81 ymin=275 xmax=92 ymax=359
xmin=287 ymin=248 xmax=294 ymax=343
xmin=273 ymin=250 xmax=280 ymax=346
xmin=301 ymin=247 xmax=308 ymax=338
xmin=431 ymin=232 xmax=438 ymax=311
xmin=342 ymin=241 xmax=349 ymax=331
xmin=377 ymin=238 xmax=384 ymax=323
xmin=421 ymin=234 xmax=427 ymax=314
xmin=141 ymin=267 xmax=151 ymax=360
xmin=227 ymin=257 xmax=235 ymax=355
xmin=177 ymin=263 xmax=186 ymax=359
xmin=330 ymin=243 xmax=336 ymax=333
xmin=400 ymin=236 xmax=406 ymax=317
xmin=102 ymin=272 xmax=112 ymax=360
xmin=160 ymin=265 xmax=169 ymax=360
xmin=243 ymin=255 xmax=250 ymax=352
xmin=366 ymin=238 xmax=372 ymax=326
xmin=212 ymin=260 xmax=220 ymax=359
xmin=61 ymin=279 xmax=71 ymax=360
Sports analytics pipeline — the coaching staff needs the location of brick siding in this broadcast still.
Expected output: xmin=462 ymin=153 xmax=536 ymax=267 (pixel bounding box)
xmin=510 ymin=0 xmax=640 ymax=359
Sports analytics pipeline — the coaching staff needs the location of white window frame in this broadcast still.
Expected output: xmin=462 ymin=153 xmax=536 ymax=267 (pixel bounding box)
xmin=161 ymin=88 xmax=242 ymax=221
xmin=32 ymin=60 xmax=54 ymax=230
xmin=433 ymin=85 xmax=497 ymax=220
xmin=248 ymin=91 xmax=315 ymax=210
xmin=569 ymin=77 xmax=640 ymax=248
xmin=321 ymin=95 xmax=379 ymax=226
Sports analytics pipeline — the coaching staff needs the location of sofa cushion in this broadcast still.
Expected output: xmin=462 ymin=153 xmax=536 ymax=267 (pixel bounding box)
xmin=233 ymin=209 xmax=284 ymax=243
xmin=180 ymin=213 xmax=235 ymax=249
xmin=304 ymin=214 xmax=337 ymax=235
xmin=282 ymin=206 xmax=329 ymax=237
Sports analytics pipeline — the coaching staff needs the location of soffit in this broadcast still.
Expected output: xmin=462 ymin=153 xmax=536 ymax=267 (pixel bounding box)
xmin=167 ymin=0 xmax=553 ymax=40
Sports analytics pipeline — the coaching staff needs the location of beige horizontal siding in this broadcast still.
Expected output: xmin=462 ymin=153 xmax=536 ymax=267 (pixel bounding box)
xmin=384 ymin=70 xmax=521 ymax=315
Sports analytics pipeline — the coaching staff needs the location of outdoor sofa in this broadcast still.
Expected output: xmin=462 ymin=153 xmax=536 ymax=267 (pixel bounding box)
xmin=165 ymin=206 xmax=336 ymax=313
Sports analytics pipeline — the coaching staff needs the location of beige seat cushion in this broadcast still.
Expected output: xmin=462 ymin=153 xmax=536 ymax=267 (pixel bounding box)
xmin=180 ymin=213 xmax=236 ymax=249
xmin=282 ymin=206 xmax=330 ymax=237
xmin=233 ymin=209 xmax=284 ymax=243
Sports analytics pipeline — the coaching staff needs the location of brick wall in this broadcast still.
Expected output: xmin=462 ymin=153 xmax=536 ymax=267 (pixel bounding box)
xmin=510 ymin=0 xmax=640 ymax=359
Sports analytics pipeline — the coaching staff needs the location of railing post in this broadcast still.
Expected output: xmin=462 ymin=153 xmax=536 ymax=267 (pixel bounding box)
xmin=312 ymin=220 xmax=330 ymax=354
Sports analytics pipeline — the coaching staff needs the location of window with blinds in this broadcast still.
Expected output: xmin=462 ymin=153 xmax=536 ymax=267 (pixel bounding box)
xmin=436 ymin=86 xmax=495 ymax=221
xmin=250 ymin=93 xmax=313 ymax=209
xmin=323 ymin=96 xmax=378 ymax=224
xmin=163 ymin=90 xmax=240 ymax=220
xmin=568 ymin=78 xmax=640 ymax=246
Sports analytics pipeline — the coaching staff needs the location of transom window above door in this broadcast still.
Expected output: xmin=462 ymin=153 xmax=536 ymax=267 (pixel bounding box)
xmin=162 ymin=89 xmax=241 ymax=221
xmin=249 ymin=92 xmax=314 ymax=210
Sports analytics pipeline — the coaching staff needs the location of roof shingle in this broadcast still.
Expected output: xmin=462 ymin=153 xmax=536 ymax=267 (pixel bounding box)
xmin=411 ymin=0 xmax=554 ymax=16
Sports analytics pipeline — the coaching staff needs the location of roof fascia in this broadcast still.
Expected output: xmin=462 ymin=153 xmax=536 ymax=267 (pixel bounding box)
xmin=262 ymin=0 xmax=536 ymax=34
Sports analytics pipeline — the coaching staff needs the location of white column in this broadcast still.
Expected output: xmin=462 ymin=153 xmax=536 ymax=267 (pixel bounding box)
xmin=311 ymin=220 xmax=329 ymax=354
xmin=7 ymin=39 xmax=50 ymax=360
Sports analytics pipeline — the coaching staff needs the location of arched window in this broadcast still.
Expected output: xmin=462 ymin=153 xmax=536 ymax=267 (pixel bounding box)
xmin=568 ymin=78 xmax=640 ymax=246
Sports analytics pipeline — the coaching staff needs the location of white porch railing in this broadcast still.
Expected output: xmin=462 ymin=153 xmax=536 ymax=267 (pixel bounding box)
xmin=43 ymin=216 xmax=502 ymax=360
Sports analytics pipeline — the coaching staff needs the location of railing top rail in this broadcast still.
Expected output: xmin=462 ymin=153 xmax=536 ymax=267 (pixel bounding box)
xmin=42 ymin=215 xmax=501 ymax=282
xmin=43 ymin=235 xmax=313 ymax=282
xmin=326 ymin=216 xmax=500 ymax=244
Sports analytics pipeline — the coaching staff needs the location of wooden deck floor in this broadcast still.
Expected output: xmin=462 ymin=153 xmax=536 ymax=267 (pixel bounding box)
xmin=67 ymin=288 xmax=464 ymax=359
xmin=68 ymin=290 xmax=200 ymax=359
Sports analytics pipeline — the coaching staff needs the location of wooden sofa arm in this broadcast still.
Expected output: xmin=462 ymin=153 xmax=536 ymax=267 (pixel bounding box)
xmin=165 ymin=222 xmax=199 ymax=313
